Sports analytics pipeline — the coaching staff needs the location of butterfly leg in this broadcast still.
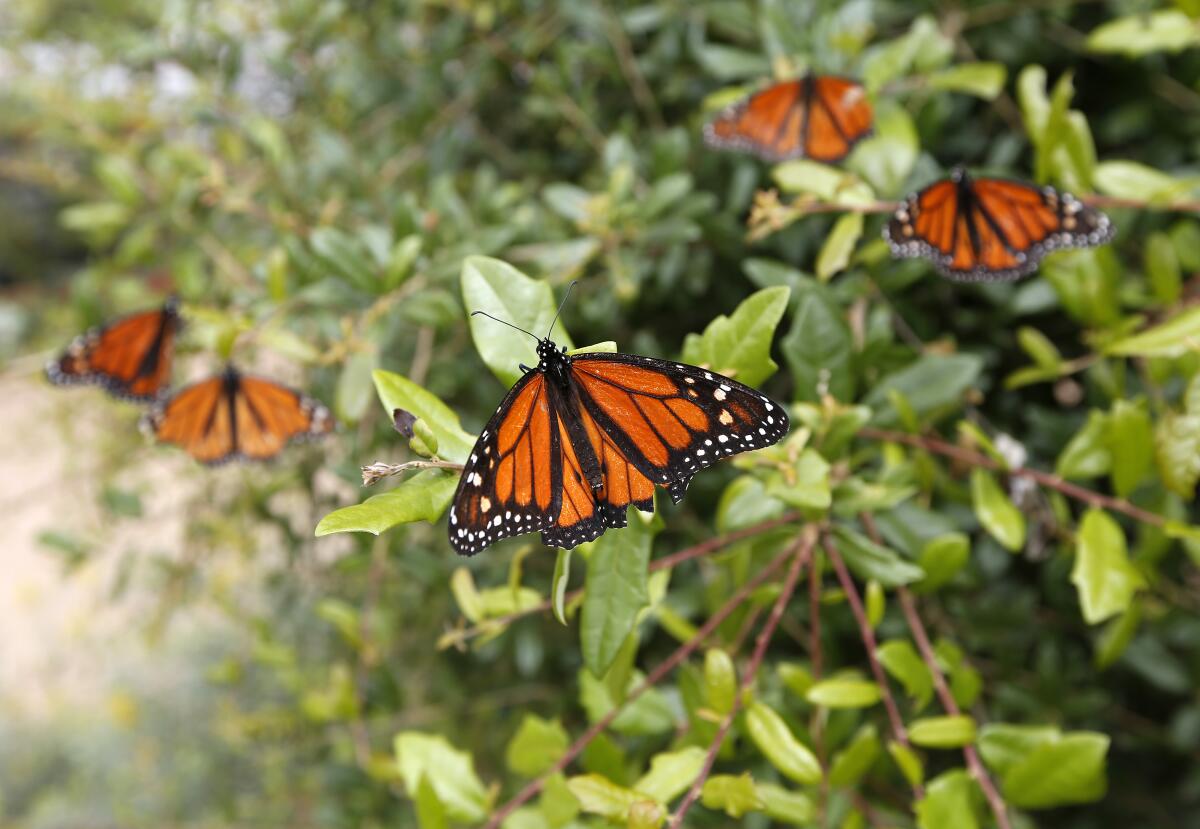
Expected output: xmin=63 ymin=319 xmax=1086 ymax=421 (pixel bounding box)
xmin=519 ymin=363 xmax=533 ymax=374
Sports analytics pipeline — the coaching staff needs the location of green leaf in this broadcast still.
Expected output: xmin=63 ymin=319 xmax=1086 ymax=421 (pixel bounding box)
xmin=1071 ymin=509 xmax=1146 ymax=625
xmin=772 ymin=161 xmax=875 ymax=205
xmin=336 ymin=350 xmax=377 ymax=423
xmin=702 ymin=774 xmax=764 ymax=818
xmin=915 ymin=533 xmax=970 ymax=594
xmin=415 ymin=775 xmax=448 ymax=829
xmin=1094 ymin=160 xmax=1191 ymax=204
xmin=926 ymin=62 xmax=1006 ymax=99
xmin=680 ymin=286 xmax=790 ymax=387
xmin=908 ymin=715 xmax=977 ymax=749
xmin=580 ymin=514 xmax=654 ymax=676
xmin=717 ymin=475 xmax=786 ymax=532
xmin=1001 ymin=733 xmax=1109 ymax=808
xmin=767 ymin=449 xmax=832 ymax=510
xmin=1146 ymin=231 xmax=1182 ymax=305
xmin=865 ymin=580 xmax=885 ymax=629
xmin=551 ymin=548 xmax=572 ymax=626
xmin=876 ymin=640 xmax=933 ymax=709
xmin=1107 ymin=400 xmax=1153 ymax=496
xmin=832 ymin=525 xmax=925 ymax=587
xmin=1107 ymin=305 xmax=1200 ymax=359
xmin=745 ymin=701 xmax=823 ymax=784
xmin=816 ymin=213 xmax=864 ymax=282
xmin=373 ymin=369 xmax=475 ymax=463
xmin=1016 ymin=327 xmax=1062 ymax=372
xmin=806 ymin=677 xmax=882 ymax=709
xmin=310 ymin=227 xmax=378 ymax=292
xmin=506 ymin=715 xmax=569 ymax=778
xmin=1087 ymin=11 xmax=1200 ymax=57
xmin=829 ymin=725 xmax=881 ymax=787
xmin=969 ymin=469 xmax=1026 ymax=552
xmin=1056 ymin=410 xmax=1111 ymax=480
xmin=461 ymin=256 xmax=573 ymax=388
xmin=1156 ymin=408 xmax=1200 ymax=498
xmin=634 ymin=746 xmax=706 ymax=803
xmin=566 ymin=774 xmax=642 ymax=820
xmin=704 ymin=649 xmax=737 ymax=717
xmin=916 ymin=770 xmax=978 ymax=829
xmin=979 ymin=724 xmax=1063 ymax=778
xmin=779 ymin=270 xmax=855 ymax=402
xmin=756 ymin=783 xmax=814 ymax=825
xmin=579 ymin=667 xmax=675 ymax=736
xmin=1095 ymin=601 xmax=1141 ymax=669
xmin=315 ymin=470 xmax=457 ymax=536
xmin=889 ymin=740 xmax=924 ymax=789
xmin=847 ymin=101 xmax=919 ymax=195
xmin=450 ymin=568 xmax=484 ymax=623
xmin=395 ymin=732 xmax=489 ymax=822
xmin=864 ymin=354 xmax=983 ymax=427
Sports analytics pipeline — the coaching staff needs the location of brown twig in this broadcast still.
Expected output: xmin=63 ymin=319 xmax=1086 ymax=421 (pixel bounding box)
xmin=441 ymin=512 xmax=802 ymax=647
xmin=859 ymin=427 xmax=1167 ymax=529
xmin=898 ymin=588 xmax=1012 ymax=829
xmin=482 ymin=529 xmax=815 ymax=829
xmin=668 ymin=531 xmax=815 ymax=828
xmin=361 ymin=459 xmax=464 ymax=486
xmin=824 ymin=536 xmax=922 ymax=801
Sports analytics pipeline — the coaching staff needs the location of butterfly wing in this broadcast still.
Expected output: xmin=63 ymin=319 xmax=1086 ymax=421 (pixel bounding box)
xmin=46 ymin=300 xmax=180 ymax=401
xmin=234 ymin=376 xmax=335 ymax=461
xmin=568 ymin=353 xmax=789 ymax=502
xmin=143 ymin=371 xmax=332 ymax=465
xmin=449 ymin=371 xmax=563 ymax=555
xmin=704 ymin=77 xmax=872 ymax=164
xmin=885 ymin=175 xmax=1114 ymax=281
xmin=804 ymin=76 xmax=873 ymax=163
xmin=142 ymin=376 xmax=236 ymax=464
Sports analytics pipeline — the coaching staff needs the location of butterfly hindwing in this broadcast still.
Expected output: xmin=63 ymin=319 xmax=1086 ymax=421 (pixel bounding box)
xmin=47 ymin=299 xmax=181 ymax=401
xmin=885 ymin=171 xmax=1114 ymax=281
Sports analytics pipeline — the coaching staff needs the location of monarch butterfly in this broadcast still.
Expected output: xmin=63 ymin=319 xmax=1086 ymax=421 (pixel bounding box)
xmin=884 ymin=168 xmax=1115 ymax=282
xmin=448 ymin=302 xmax=790 ymax=555
xmin=141 ymin=364 xmax=334 ymax=465
xmin=703 ymin=75 xmax=873 ymax=164
xmin=46 ymin=297 xmax=182 ymax=401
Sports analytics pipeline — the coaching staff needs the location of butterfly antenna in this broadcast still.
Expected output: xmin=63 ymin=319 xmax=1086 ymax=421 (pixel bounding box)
xmin=546 ymin=280 xmax=577 ymax=340
xmin=470 ymin=311 xmax=540 ymax=342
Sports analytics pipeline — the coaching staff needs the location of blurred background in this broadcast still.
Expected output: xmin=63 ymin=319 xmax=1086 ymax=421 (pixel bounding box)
xmin=3 ymin=0 xmax=1200 ymax=827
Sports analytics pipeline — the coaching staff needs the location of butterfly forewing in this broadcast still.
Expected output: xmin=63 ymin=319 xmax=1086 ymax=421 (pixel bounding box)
xmin=449 ymin=372 xmax=563 ymax=555
xmin=885 ymin=172 xmax=1114 ymax=282
xmin=47 ymin=300 xmax=181 ymax=401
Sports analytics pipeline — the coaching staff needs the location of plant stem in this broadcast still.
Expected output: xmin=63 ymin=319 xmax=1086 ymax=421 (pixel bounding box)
xmin=667 ymin=533 xmax=815 ymax=828
xmin=859 ymin=427 xmax=1167 ymax=529
xmin=482 ymin=527 xmax=817 ymax=829
xmin=823 ymin=536 xmax=924 ymax=799
xmin=442 ymin=512 xmax=801 ymax=648
xmin=897 ymin=588 xmax=1013 ymax=829
xmin=360 ymin=459 xmax=464 ymax=486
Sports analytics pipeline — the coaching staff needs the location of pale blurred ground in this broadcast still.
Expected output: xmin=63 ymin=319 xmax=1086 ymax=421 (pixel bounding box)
xmin=0 ymin=362 xmax=193 ymax=719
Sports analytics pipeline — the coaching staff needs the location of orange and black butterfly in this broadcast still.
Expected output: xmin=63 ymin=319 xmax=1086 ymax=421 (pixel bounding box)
xmin=704 ymin=75 xmax=873 ymax=164
xmin=141 ymin=364 xmax=333 ymax=465
xmin=884 ymin=168 xmax=1115 ymax=282
xmin=449 ymin=305 xmax=789 ymax=555
xmin=46 ymin=297 xmax=181 ymax=401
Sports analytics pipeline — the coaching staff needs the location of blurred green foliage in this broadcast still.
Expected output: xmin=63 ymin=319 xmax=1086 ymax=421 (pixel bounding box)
xmin=5 ymin=0 xmax=1200 ymax=828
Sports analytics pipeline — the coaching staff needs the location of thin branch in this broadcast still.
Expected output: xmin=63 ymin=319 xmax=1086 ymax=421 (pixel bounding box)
xmin=898 ymin=588 xmax=1012 ymax=829
xmin=859 ymin=427 xmax=1167 ymax=529
xmin=440 ymin=512 xmax=801 ymax=648
xmin=482 ymin=528 xmax=817 ymax=829
xmin=823 ymin=536 xmax=924 ymax=799
xmin=668 ymin=533 xmax=815 ymax=828
xmin=361 ymin=459 xmax=464 ymax=486
xmin=809 ymin=550 xmax=824 ymax=680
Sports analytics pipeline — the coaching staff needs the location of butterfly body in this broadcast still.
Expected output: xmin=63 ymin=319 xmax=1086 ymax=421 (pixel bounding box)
xmin=142 ymin=363 xmax=333 ymax=465
xmin=884 ymin=168 xmax=1114 ymax=281
xmin=449 ymin=339 xmax=789 ymax=555
xmin=704 ymin=75 xmax=873 ymax=164
xmin=47 ymin=298 xmax=181 ymax=401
